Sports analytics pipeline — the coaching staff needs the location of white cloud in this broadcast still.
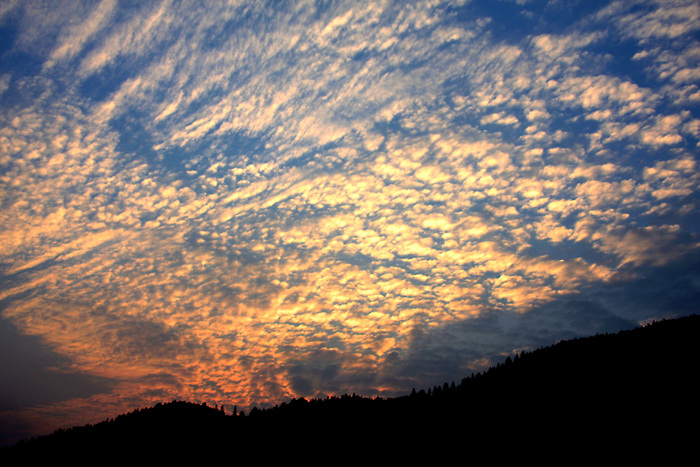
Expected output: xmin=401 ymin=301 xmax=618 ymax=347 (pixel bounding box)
xmin=44 ymin=0 xmax=117 ymax=69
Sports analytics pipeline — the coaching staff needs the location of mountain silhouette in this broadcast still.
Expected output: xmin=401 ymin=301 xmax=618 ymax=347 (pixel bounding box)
xmin=1 ymin=314 xmax=697 ymax=462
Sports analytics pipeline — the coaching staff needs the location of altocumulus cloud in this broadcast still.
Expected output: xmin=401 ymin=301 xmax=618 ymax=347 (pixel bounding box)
xmin=0 ymin=0 xmax=699 ymax=445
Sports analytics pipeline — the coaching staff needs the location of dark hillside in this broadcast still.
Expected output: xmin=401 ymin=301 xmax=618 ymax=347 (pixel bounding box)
xmin=2 ymin=314 xmax=697 ymax=461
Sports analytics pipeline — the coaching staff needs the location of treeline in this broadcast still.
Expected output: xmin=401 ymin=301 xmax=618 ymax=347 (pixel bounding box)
xmin=2 ymin=314 xmax=697 ymax=461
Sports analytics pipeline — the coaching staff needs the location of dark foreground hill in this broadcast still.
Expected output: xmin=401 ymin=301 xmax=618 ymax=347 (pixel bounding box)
xmin=2 ymin=314 xmax=698 ymax=462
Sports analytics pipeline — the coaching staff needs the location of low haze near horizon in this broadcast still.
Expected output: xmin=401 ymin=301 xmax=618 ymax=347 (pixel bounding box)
xmin=1 ymin=0 xmax=699 ymax=445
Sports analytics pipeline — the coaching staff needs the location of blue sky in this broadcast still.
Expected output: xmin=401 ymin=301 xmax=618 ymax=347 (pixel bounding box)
xmin=1 ymin=0 xmax=699 ymax=445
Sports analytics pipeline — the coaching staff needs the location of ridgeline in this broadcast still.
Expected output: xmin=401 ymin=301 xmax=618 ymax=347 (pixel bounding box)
xmin=2 ymin=314 xmax=697 ymax=461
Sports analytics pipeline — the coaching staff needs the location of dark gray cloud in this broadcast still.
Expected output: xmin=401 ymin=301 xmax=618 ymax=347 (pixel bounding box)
xmin=0 ymin=317 xmax=113 ymax=412
xmin=0 ymin=316 xmax=115 ymax=447
xmin=386 ymin=251 xmax=700 ymax=392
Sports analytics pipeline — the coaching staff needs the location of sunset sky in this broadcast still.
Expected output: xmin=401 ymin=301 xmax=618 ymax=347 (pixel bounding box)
xmin=1 ymin=0 xmax=699 ymax=445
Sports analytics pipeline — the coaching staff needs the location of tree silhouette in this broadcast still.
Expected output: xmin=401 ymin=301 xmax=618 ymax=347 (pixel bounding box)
xmin=2 ymin=315 xmax=696 ymax=462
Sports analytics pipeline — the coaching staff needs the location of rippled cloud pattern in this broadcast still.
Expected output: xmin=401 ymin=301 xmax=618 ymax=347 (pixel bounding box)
xmin=1 ymin=0 xmax=698 ymax=441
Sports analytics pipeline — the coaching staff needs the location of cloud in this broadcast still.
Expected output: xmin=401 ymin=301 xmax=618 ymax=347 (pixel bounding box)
xmin=0 ymin=0 xmax=699 ymax=441
xmin=613 ymin=0 xmax=700 ymax=42
xmin=44 ymin=0 xmax=118 ymax=70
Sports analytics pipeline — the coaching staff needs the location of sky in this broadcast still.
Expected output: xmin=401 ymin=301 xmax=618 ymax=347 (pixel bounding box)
xmin=1 ymin=0 xmax=699 ymax=446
